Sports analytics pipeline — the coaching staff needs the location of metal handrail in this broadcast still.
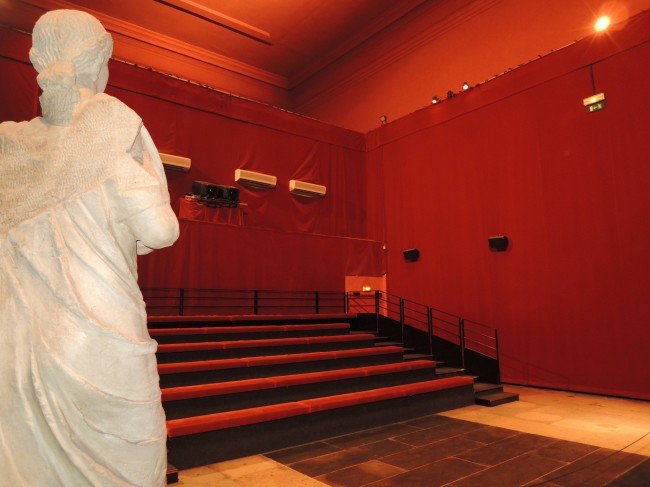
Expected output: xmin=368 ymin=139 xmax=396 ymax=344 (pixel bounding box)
xmin=346 ymin=290 xmax=500 ymax=381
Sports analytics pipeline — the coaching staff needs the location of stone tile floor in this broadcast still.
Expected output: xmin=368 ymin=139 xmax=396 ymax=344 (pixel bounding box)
xmin=175 ymin=385 xmax=650 ymax=486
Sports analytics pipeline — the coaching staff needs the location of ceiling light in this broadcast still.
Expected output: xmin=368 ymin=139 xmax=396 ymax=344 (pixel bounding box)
xmin=595 ymin=16 xmax=610 ymax=31
xmin=462 ymin=82 xmax=470 ymax=90
xmin=379 ymin=115 xmax=388 ymax=125
xmin=432 ymin=96 xmax=440 ymax=104
xmin=446 ymin=90 xmax=455 ymax=99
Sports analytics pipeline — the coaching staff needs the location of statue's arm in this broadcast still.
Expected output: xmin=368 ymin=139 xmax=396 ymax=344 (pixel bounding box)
xmin=122 ymin=125 xmax=179 ymax=254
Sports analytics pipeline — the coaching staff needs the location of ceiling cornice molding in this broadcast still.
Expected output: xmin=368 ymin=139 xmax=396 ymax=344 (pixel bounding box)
xmin=156 ymin=0 xmax=271 ymax=44
xmin=293 ymin=0 xmax=497 ymax=112
xmin=20 ymin=0 xmax=289 ymax=88
xmin=289 ymin=0 xmax=427 ymax=88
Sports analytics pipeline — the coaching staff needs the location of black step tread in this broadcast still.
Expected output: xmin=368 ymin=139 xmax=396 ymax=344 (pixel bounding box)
xmin=158 ymin=345 xmax=408 ymax=387
xmin=149 ymin=313 xmax=356 ymax=328
xmin=161 ymin=360 xmax=441 ymax=418
xmin=162 ymin=360 xmax=439 ymax=401
xmin=150 ymin=322 xmax=349 ymax=336
xmin=435 ymin=366 xmax=465 ymax=376
xmin=166 ymin=376 xmax=476 ymax=437
xmin=475 ymin=391 xmax=519 ymax=407
xmin=474 ymin=382 xmax=504 ymax=394
xmin=403 ymin=353 xmax=433 ymax=361
xmin=155 ymin=333 xmax=377 ymax=363
xmin=157 ymin=333 xmax=374 ymax=352
xmin=158 ymin=346 xmax=405 ymax=375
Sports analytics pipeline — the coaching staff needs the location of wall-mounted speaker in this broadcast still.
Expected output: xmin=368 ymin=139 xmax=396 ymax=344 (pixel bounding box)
xmin=403 ymin=248 xmax=420 ymax=262
xmin=488 ymin=236 xmax=509 ymax=252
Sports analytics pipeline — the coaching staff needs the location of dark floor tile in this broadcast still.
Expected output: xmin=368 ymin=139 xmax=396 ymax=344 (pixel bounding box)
xmin=462 ymin=425 xmax=521 ymax=444
xmin=400 ymin=414 xmax=456 ymax=429
xmin=323 ymin=423 xmax=421 ymax=449
xmin=455 ymin=432 xmax=556 ymax=466
xmin=364 ymin=457 xmax=485 ymax=487
xmin=448 ymin=452 xmax=566 ymax=487
xmin=534 ymin=448 xmax=647 ymax=487
xmin=381 ymin=435 xmax=484 ymax=470
xmin=290 ymin=448 xmax=375 ymax=477
xmin=536 ymin=439 xmax=600 ymax=463
xmin=266 ymin=441 xmax=342 ymax=464
xmin=394 ymin=420 xmax=485 ymax=447
xmin=352 ymin=439 xmax=414 ymax=459
xmin=607 ymin=457 xmax=650 ymax=486
xmin=316 ymin=460 xmax=405 ymax=487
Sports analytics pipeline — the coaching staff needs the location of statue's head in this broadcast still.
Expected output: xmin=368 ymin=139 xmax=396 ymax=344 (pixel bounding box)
xmin=29 ymin=10 xmax=113 ymax=125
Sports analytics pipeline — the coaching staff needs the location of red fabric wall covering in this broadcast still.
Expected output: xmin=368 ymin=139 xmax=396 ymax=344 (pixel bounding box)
xmin=137 ymin=220 xmax=385 ymax=292
xmin=115 ymin=69 xmax=385 ymax=292
xmin=4 ymin=12 xmax=650 ymax=398
xmin=0 ymin=27 xmax=384 ymax=294
xmin=371 ymin=14 xmax=650 ymax=399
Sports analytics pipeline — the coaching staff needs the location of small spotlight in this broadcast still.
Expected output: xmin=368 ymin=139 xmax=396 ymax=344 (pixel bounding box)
xmin=432 ymin=96 xmax=440 ymax=104
xmin=362 ymin=285 xmax=372 ymax=292
xmin=446 ymin=90 xmax=455 ymax=99
xmin=595 ymin=16 xmax=610 ymax=31
xmin=462 ymin=81 xmax=470 ymax=90
xmin=379 ymin=115 xmax=387 ymax=125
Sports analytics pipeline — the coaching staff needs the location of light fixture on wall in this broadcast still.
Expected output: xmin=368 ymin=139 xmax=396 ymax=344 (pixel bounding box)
xmin=234 ymin=169 xmax=277 ymax=188
xmin=160 ymin=152 xmax=191 ymax=172
xmin=446 ymin=90 xmax=455 ymax=99
xmin=432 ymin=96 xmax=440 ymax=104
xmin=594 ymin=16 xmax=611 ymax=31
xmin=289 ymin=180 xmax=326 ymax=198
xmin=379 ymin=115 xmax=388 ymax=125
xmin=462 ymin=81 xmax=470 ymax=90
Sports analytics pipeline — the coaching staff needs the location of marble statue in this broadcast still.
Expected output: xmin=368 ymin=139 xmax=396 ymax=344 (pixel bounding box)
xmin=0 ymin=9 xmax=179 ymax=486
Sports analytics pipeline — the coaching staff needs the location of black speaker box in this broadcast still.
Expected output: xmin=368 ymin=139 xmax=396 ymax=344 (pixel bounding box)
xmin=192 ymin=181 xmax=240 ymax=207
xmin=488 ymin=236 xmax=509 ymax=252
xmin=403 ymin=248 xmax=420 ymax=262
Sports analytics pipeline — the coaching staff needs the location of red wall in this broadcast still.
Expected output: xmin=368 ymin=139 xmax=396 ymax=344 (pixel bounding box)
xmin=368 ymin=12 xmax=650 ymax=400
xmin=3 ymin=10 xmax=650 ymax=400
xmin=0 ymin=28 xmax=385 ymax=293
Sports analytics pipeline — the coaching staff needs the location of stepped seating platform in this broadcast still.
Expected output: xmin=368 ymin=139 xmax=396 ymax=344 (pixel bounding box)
xmin=150 ymin=314 xmax=478 ymax=470
xmin=156 ymin=333 xmax=377 ymax=363
xmin=150 ymin=323 xmax=351 ymax=342
xmin=166 ymin=376 xmax=474 ymax=469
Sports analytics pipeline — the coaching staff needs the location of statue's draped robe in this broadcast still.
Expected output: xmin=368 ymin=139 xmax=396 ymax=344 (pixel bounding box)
xmin=0 ymin=94 xmax=177 ymax=486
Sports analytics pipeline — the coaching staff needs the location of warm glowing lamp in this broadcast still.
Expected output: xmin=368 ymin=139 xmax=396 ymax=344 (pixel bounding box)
xmin=362 ymin=286 xmax=372 ymax=292
xmin=595 ymin=16 xmax=610 ymax=31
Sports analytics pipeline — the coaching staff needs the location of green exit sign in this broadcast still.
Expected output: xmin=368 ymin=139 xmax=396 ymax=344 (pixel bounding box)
xmin=586 ymin=101 xmax=606 ymax=112
xmin=583 ymin=93 xmax=606 ymax=113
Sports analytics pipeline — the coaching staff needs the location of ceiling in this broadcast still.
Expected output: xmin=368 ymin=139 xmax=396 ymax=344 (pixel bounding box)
xmin=3 ymin=0 xmax=427 ymax=90
xmin=3 ymin=0 xmax=650 ymax=131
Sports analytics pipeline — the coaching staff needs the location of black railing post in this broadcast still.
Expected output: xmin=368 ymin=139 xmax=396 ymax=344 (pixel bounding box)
xmin=399 ymin=298 xmax=405 ymax=344
xmin=459 ymin=317 xmax=466 ymax=369
xmin=179 ymin=288 xmax=185 ymax=316
xmin=253 ymin=290 xmax=259 ymax=315
xmin=374 ymin=291 xmax=381 ymax=334
xmin=344 ymin=292 xmax=349 ymax=313
xmin=427 ymin=307 xmax=433 ymax=357
xmin=315 ymin=291 xmax=320 ymax=314
xmin=495 ymin=328 xmax=501 ymax=383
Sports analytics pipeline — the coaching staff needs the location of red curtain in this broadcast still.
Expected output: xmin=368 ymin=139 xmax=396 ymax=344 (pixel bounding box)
xmin=369 ymin=12 xmax=650 ymax=399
